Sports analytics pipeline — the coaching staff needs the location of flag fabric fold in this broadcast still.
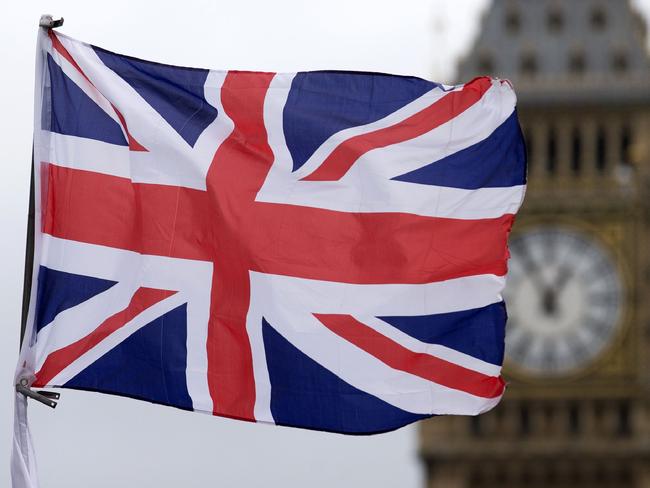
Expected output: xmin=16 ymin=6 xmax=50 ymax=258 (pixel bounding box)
xmin=13 ymin=26 xmax=526 ymax=488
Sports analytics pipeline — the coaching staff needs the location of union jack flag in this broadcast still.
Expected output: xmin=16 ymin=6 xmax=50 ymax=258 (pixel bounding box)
xmin=17 ymin=30 xmax=526 ymax=436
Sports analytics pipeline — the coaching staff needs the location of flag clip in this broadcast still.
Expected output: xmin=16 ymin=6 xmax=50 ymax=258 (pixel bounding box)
xmin=39 ymin=14 xmax=64 ymax=29
xmin=15 ymin=379 xmax=59 ymax=409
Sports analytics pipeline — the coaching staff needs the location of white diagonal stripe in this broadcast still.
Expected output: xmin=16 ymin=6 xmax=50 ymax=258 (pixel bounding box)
xmin=259 ymin=78 xmax=523 ymax=219
xmin=34 ymin=281 xmax=137 ymax=373
xmin=46 ymin=291 xmax=187 ymax=386
xmin=52 ymin=33 xmax=232 ymax=190
xmin=262 ymin=307 xmax=500 ymax=415
xmin=38 ymin=235 xmax=213 ymax=412
xmin=248 ymin=271 xmax=505 ymax=419
xmin=357 ymin=315 xmax=502 ymax=377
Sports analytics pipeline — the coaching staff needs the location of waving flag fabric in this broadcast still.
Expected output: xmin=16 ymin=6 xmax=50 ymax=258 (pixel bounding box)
xmin=15 ymin=29 xmax=526 ymax=463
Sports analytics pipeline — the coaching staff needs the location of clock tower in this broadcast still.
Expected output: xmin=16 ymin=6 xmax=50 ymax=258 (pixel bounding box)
xmin=419 ymin=1 xmax=650 ymax=487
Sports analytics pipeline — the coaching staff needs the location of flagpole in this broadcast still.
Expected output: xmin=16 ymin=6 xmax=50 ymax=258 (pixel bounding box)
xmin=20 ymin=154 xmax=34 ymax=349
xmin=11 ymin=17 xmax=63 ymax=488
xmin=16 ymin=160 xmax=59 ymax=406
xmin=21 ymin=15 xmax=64 ymax=350
xmin=14 ymin=16 xmax=64 ymax=409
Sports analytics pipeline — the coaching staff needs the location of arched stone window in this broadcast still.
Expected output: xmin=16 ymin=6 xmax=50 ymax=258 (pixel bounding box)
xmin=590 ymin=6 xmax=607 ymax=31
xmin=612 ymin=51 xmax=629 ymax=73
xmin=477 ymin=53 xmax=494 ymax=74
xmin=547 ymin=7 xmax=564 ymax=33
xmin=596 ymin=125 xmax=607 ymax=172
xmin=620 ymin=124 xmax=632 ymax=164
xmin=568 ymin=403 xmax=580 ymax=435
xmin=571 ymin=126 xmax=582 ymax=174
xmin=519 ymin=403 xmax=531 ymax=436
xmin=469 ymin=415 xmax=482 ymax=437
xmin=520 ymin=52 xmax=538 ymax=77
xmin=524 ymin=127 xmax=533 ymax=172
xmin=547 ymin=126 xmax=557 ymax=174
xmin=505 ymin=9 xmax=521 ymax=34
xmin=569 ymin=50 xmax=586 ymax=76
xmin=617 ymin=401 xmax=631 ymax=437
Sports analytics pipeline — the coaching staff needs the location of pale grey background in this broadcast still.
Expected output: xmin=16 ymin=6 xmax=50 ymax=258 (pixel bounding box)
xmin=1 ymin=1 xmax=649 ymax=487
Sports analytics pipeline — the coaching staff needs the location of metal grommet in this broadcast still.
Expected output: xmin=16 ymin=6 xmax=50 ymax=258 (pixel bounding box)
xmin=19 ymin=378 xmax=29 ymax=387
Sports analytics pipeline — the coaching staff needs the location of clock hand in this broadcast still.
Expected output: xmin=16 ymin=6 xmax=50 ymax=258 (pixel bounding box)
xmin=541 ymin=265 xmax=576 ymax=317
xmin=541 ymin=287 xmax=558 ymax=316
xmin=554 ymin=265 xmax=574 ymax=294
xmin=515 ymin=242 xmax=548 ymax=291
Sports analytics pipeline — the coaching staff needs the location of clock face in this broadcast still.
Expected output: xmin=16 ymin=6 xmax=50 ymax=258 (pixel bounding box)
xmin=503 ymin=226 xmax=623 ymax=377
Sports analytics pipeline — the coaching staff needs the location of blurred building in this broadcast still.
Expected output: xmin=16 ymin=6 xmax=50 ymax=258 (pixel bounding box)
xmin=420 ymin=1 xmax=650 ymax=487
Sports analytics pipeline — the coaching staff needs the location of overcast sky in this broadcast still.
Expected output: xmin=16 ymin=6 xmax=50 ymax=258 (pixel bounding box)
xmin=2 ymin=1 xmax=649 ymax=487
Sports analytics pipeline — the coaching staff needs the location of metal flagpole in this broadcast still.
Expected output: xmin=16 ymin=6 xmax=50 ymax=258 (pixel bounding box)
xmin=15 ymin=151 xmax=60 ymax=406
xmin=20 ymin=153 xmax=34 ymax=350
xmin=11 ymin=17 xmax=65 ymax=488
xmin=14 ymin=15 xmax=66 ymax=409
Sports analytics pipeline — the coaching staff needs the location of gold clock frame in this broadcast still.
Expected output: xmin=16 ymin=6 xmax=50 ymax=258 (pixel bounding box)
xmin=502 ymin=215 xmax=633 ymax=384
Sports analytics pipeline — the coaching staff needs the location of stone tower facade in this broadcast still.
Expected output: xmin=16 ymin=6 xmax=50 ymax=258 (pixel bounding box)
xmin=420 ymin=1 xmax=650 ymax=487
